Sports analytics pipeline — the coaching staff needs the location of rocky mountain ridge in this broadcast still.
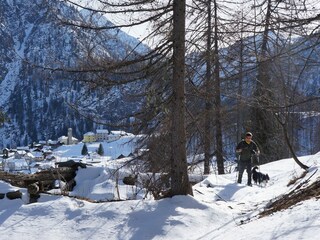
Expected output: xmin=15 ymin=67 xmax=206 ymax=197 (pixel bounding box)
xmin=0 ymin=0 xmax=146 ymax=148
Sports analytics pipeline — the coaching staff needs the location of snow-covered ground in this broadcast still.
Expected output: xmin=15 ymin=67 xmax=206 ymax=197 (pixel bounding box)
xmin=54 ymin=135 xmax=140 ymax=161
xmin=0 ymin=149 xmax=319 ymax=240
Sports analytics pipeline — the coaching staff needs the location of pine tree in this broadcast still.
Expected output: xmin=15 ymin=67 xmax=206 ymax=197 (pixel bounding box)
xmin=81 ymin=143 xmax=88 ymax=155
xmin=97 ymin=143 xmax=104 ymax=156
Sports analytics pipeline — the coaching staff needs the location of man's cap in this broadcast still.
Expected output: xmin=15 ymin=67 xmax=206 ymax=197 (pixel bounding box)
xmin=245 ymin=132 xmax=253 ymax=137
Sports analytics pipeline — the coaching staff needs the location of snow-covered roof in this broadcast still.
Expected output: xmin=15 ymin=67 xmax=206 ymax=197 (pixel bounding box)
xmin=25 ymin=152 xmax=35 ymax=158
xmin=17 ymin=146 xmax=29 ymax=151
xmin=31 ymin=151 xmax=43 ymax=158
xmin=5 ymin=158 xmax=29 ymax=167
xmin=47 ymin=140 xmax=59 ymax=144
xmin=58 ymin=136 xmax=68 ymax=140
xmin=58 ymin=136 xmax=78 ymax=141
xmin=96 ymin=129 xmax=109 ymax=134
xmin=16 ymin=150 xmax=27 ymax=155
xmin=110 ymin=130 xmax=126 ymax=135
xmin=84 ymin=132 xmax=96 ymax=136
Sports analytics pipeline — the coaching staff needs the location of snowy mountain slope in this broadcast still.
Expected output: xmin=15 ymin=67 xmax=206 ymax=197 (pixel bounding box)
xmin=0 ymin=0 xmax=147 ymax=148
xmin=1 ymin=0 xmax=319 ymax=156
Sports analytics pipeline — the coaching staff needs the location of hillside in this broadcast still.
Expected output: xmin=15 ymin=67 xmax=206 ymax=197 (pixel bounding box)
xmin=1 ymin=0 xmax=319 ymax=157
xmin=0 ymin=0 xmax=147 ymax=148
xmin=0 ymin=149 xmax=319 ymax=239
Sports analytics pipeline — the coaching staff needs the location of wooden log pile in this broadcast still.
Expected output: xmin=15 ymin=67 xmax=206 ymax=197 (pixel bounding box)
xmin=0 ymin=160 xmax=88 ymax=203
xmin=0 ymin=167 xmax=77 ymax=191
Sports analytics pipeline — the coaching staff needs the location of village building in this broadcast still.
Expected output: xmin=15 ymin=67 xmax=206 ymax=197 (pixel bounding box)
xmin=31 ymin=148 xmax=45 ymax=161
xmin=17 ymin=146 xmax=30 ymax=151
xmin=83 ymin=132 xmax=96 ymax=143
xmin=2 ymin=148 xmax=10 ymax=158
xmin=33 ymin=143 xmax=43 ymax=149
xmin=5 ymin=158 xmax=29 ymax=172
xmin=58 ymin=128 xmax=79 ymax=145
xmin=14 ymin=150 xmax=27 ymax=159
xmin=108 ymin=131 xmax=122 ymax=142
xmin=82 ymin=129 xmax=125 ymax=143
xmin=24 ymin=152 xmax=35 ymax=163
xmin=96 ymin=129 xmax=109 ymax=142
xmin=38 ymin=140 xmax=47 ymax=145
xmin=58 ymin=136 xmax=78 ymax=145
xmin=47 ymin=139 xmax=59 ymax=146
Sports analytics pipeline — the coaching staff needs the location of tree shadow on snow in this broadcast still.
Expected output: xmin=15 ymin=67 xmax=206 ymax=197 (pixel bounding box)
xmin=120 ymin=195 xmax=208 ymax=240
xmin=0 ymin=199 xmax=24 ymax=225
xmin=215 ymin=183 xmax=246 ymax=201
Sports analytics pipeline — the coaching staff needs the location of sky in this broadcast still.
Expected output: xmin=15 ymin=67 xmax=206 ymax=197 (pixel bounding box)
xmin=0 ymin=134 xmax=319 ymax=240
xmin=70 ymin=0 xmax=152 ymax=43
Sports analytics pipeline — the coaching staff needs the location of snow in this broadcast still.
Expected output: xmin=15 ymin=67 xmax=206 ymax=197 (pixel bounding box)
xmin=1 ymin=148 xmax=320 ymax=239
xmin=54 ymin=135 xmax=139 ymax=161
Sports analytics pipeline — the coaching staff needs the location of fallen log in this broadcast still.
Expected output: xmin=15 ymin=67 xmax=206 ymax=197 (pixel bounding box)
xmin=0 ymin=167 xmax=77 ymax=191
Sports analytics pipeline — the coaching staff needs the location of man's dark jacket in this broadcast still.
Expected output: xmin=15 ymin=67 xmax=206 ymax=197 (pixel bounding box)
xmin=236 ymin=140 xmax=259 ymax=161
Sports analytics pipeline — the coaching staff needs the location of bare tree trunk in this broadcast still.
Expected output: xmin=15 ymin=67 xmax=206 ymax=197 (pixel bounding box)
xmin=213 ymin=0 xmax=224 ymax=174
xmin=204 ymin=0 xmax=213 ymax=175
xmin=273 ymin=113 xmax=309 ymax=170
xmin=236 ymin=13 xmax=245 ymax=144
xmin=252 ymin=0 xmax=277 ymax=163
xmin=283 ymin=124 xmax=309 ymax=170
xmin=170 ymin=0 xmax=192 ymax=196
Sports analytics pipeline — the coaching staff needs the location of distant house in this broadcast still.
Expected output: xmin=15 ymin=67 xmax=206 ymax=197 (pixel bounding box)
xmin=108 ymin=131 xmax=123 ymax=142
xmin=58 ymin=128 xmax=79 ymax=145
xmin=110 ymin=130 xmax=127 ymax=136
xmin=83 ymin=132 xmax=96 ymax=143
xmin=96 ymin=129 xmax=109 ymax=142
xmin=17 ymin=146 xmax=30 ymax=151
xmin=82 ymin=129 xmax=128 ymax=143
xmin=43 ymin=149 xmax=53 ymax=158
xmin=58 ymin=136 xmax=78 ymax=145
xmin=58 ymin=136 xmax=68 ymax=145
xmin=24 ymin=152 xmax=35 ymax=162
xmin=3 ymin=148 xmax=9 ymax=158
xmin=39 ymin=140 xmax=47 ymax=145
xmin=31 ymin=150 xmax=44 ymax=161
xmin=33 ymin=144 xmax=43 ymax=149
xmin=5 ymin=158 xmax=29 ymax=172
xmin=47 ymin=139 xmax=60 ymax=148
xmin=14 ymin=150 xmax=27 ymax=159
xmin=45 ymin=155 xmax=56 ymax=161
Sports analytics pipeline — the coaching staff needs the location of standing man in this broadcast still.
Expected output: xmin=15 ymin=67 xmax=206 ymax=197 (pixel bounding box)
xmin=236 ymin=132 xmax=260 ymax=186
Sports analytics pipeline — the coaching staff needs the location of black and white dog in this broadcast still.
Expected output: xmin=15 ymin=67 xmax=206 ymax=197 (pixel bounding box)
xmin=252 ymin=166 xmax=270 ymax=185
